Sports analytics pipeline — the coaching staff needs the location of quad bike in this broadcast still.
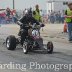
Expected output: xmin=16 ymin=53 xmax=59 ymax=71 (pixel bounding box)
xmin=6 ymin=23 xmax=53 ymax=54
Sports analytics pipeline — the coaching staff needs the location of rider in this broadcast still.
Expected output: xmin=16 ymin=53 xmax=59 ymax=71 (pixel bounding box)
xmin=17 ymin=9 xmax=40 ymax=45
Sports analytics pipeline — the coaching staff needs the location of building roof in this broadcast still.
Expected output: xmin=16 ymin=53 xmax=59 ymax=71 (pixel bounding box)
xmin=47 ymin=0 xmax=72 ymax=2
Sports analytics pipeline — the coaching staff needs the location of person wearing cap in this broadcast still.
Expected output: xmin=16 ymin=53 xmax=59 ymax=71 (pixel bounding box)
xmin=65 ymin=2 xmax=72 ymax=42
xmin=33 ymin=4 xmax=42 ymax=22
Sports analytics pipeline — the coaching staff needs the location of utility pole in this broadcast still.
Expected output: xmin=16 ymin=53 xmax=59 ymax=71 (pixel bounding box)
xmin=13 ymin=0 xmax=15 ymax=9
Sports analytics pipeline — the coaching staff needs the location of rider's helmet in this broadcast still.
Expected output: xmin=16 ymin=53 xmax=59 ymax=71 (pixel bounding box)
xmin=24 ymin=9 xmax=28 ymax=15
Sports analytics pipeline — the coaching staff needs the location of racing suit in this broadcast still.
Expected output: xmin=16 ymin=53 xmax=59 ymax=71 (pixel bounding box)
xmin=17 ymin=15 xmax=40 ymax=45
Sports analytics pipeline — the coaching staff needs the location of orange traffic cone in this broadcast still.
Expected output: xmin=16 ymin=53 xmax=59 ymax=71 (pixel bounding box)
xmin=63 ymin=22 xmax=67 ymax=33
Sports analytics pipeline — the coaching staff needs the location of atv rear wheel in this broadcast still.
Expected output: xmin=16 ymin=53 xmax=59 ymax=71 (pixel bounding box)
xmin=6 ymin=35 xmax=16 ymax=50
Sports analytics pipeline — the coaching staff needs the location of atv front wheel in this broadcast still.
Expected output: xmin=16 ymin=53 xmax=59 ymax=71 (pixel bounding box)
xmin=23 ymin=41 xmax=29 ymax=54
xmin=47 ymin=41 xmax=53 ymax=54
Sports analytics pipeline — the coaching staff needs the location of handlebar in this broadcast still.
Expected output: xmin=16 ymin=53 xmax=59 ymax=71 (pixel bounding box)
xmin=17 ymin=21 xmax=45 ymax=29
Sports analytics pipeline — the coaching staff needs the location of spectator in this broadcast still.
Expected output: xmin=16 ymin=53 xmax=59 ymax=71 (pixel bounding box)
xmin=33 ymin=4 xmax=42 ymax=22
xmin=5 ymin=8 xmax=11 ymax=23
xmin=50 ymin=11 xmax=55 ymax=23
xmin=28 ymin=7 xmax=33 ymax=17
xmin=61 ymin=10 xmax=65 ymax=23
xmin=6 ymin=7 xmax=11 ymax=18
xmin=65 ymin=2 xmax=72 ymax=42
xmin=12 ymin=10 xmax=18 ymax=23
xmin=58 ymin=11 xmax=61 ymax=23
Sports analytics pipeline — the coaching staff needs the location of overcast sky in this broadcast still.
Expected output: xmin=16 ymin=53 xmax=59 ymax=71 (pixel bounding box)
xmin=0 ymin=0 xmax=47 ymax=10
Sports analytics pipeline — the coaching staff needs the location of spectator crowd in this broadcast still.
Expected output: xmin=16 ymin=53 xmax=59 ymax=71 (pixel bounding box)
xmin=0 ymin=8 xmax=18 ymax=24
xmin=48 ymin=10 xmax=65 ymax=24
xmin=0 ymin=7 xmax=65 ymax=24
